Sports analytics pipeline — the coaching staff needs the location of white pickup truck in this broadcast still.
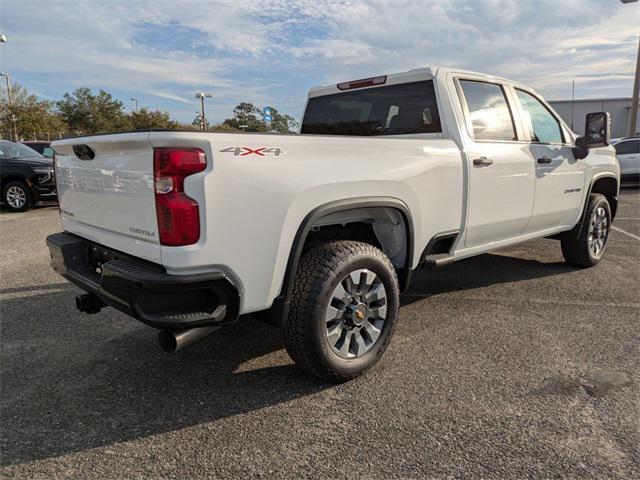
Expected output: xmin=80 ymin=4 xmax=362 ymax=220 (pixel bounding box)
xmin=47 ymin=66 xmax=619 ymax=382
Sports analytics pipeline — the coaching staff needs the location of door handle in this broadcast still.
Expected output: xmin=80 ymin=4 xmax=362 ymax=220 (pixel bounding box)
xmin=473 ymin=156 xmax=493 ymax=166
xmin=537 ymin=156 xmax=553 ymax=164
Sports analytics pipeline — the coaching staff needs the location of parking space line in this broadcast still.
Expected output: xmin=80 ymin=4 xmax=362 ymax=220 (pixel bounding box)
xmin=612 ymin=225 xmax=640 ymax=241
xmin=402 ymin=293 xmax=640 ymax=309
xmin=0 ymin=215 xmax=50 ymax=223
xmin=615 ymin=217 xmax=640 ymax=220
xmin=0 ymin=215 xmax=25 ymax=221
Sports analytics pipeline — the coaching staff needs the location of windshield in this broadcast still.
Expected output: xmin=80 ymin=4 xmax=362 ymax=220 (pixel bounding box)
xmin=0 ymin=141 xmax=45 ymax=160
xmin=301 ymin=80 xmax=441 ymax=136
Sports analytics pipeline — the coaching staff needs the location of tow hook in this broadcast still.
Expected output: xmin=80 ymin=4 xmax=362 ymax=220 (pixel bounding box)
xmin=75 ymin=293 xmax=106 ymax=314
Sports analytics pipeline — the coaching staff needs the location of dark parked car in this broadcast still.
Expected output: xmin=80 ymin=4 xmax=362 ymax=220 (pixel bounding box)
xmin=21 ymin=140 xmax=54 ymax=158
xmin=0 ymin=140 xmax=57 ymax=212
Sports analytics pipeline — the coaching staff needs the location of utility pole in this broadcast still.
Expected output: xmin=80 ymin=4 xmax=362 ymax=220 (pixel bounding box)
xmin=629 ymin=33 xmax=640 ymax=136
xmin=195 ymin=92 xmax=212 ymax=131
xmin=621 ymin=0 xmax=639 ymax=136
xmin=130 ymin=97 xmax=138 ymax=113
xmin=0 ymin=72 xmax=18 ymax=141
xmin=571 ymin=80 xmax=575 ymax=131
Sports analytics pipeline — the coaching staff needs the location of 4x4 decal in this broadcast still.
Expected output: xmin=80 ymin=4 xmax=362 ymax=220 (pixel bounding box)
xmin=220 ymin=147 xmax=285 ymax=157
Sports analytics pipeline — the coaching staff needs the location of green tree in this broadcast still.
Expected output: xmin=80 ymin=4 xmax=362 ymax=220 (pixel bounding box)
xmin=223 ymin=102 xmax=298 ymax=133
xmin=57 ymin=87 xmax=130 ymax=134
xmin=179 ymin=122 xmax=239 ymax=132
xmin=0 ymin=82 xmax=68 ymax=141
xmin=129 ymin=108 xmax=179 ymax=130
xmin=223 ymin=102 xmax=267 ymax=132
xmin=207 ymin=123 xmax=240 ymax=132
xmin=259 ymin=106 xmax=298 ymax=133
xmin=191 ymin=113 xmax=208 ymax=130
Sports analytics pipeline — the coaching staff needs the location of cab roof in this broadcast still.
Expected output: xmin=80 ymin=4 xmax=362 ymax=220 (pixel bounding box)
xmin=307 ymin=66 xmax=535 ymax=98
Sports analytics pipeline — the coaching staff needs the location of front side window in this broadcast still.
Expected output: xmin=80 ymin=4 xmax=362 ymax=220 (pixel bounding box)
xmin=301 ymin=80 xmax=441 ymax=136
xmin=515 ymin=89 xmax=564 ymax=144
xmin=459 ymin=80 xmax=516 ymax=141
xmin=614 ymin=140 xmax=640 ymax=155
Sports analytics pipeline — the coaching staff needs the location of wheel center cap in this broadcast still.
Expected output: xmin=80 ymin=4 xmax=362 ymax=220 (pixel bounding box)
xmin=350 ymin=304 xmax=368 ymax=326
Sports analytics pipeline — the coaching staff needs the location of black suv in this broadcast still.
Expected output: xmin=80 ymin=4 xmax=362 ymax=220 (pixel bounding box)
xmin=0 ymin=140 xmax=57 ymax=212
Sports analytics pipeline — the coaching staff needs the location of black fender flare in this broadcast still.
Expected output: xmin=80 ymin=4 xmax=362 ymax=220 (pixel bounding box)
xmin=264 ymin=197 xmax=415 ymax=325
xmin=583 ymin=174 xmax=618 ymax=217
xmin=567 ymin=174 xmax=619 ymax=239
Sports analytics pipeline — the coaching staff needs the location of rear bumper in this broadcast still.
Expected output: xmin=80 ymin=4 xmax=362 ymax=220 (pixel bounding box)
xmin=46 ymin=232 xmax=240 ymax=329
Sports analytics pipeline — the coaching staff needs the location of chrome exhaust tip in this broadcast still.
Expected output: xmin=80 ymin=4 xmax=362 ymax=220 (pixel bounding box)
xmin=157 ymin=305 xmax=227 ymax=353
xmin=158 ymin=325 xmax=221 ymax=353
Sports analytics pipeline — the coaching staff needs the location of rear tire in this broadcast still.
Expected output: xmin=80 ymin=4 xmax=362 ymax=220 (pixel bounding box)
xmin=561 ymin=193 xmax=611 ymax=267
xmin=283 ymin=241 xmax=400 ymax=383
xmin=3 ymin=181 xmax=33 ymax=212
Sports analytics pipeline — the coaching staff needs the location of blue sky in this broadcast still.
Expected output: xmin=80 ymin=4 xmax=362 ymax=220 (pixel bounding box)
xmin=1 ymin=0 xmax=638 ymax=124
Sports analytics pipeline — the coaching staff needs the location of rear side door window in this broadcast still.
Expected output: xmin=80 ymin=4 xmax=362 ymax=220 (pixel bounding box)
xmin=459 ymin=80 xmax=517 ymax=141
xmin=514 ymin=89 xmax=564 ymax=144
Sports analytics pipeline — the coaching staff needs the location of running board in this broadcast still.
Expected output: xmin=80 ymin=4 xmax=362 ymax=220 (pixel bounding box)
xmin=422 ymin=253 xmax=456 ymax=269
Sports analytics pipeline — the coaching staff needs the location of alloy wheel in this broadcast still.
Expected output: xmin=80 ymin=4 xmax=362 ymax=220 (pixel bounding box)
xmin=6 ymin=185 xmax=27 ymax=209
xmin=324 ymin=268 xmax=387 ymax=359
xmin=588 ymin=206 xmax=608 ymax=258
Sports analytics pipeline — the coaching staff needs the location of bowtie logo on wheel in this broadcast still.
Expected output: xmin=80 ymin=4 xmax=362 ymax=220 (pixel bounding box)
xmin=220 ymin=147 xmax=285 ymax=157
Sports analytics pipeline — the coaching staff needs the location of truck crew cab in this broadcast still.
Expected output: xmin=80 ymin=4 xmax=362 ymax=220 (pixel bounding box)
xmin=47 ymin=67 xmax=619 ymax=382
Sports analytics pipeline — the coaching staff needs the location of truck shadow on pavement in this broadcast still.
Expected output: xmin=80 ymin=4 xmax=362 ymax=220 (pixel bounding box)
xmin=402 ymin=249 xmax=575 ymax=305
xmin=1 ymin=289 xmax=327 ymax=466
xmin=1 ymin=250 xmax=574 ymax=466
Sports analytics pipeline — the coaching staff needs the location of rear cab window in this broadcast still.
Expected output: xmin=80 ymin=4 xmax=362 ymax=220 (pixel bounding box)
xmin=301 ymin=81 xmax=442 ymax=136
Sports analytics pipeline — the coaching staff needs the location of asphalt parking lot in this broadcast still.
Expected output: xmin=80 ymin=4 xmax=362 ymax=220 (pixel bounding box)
xmin=1 ymin=188 xmax=639 ymax=479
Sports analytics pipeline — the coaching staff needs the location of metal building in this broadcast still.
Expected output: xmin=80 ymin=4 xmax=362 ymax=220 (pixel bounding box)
xmin=549 ymin=97 xmax=639 ymax=138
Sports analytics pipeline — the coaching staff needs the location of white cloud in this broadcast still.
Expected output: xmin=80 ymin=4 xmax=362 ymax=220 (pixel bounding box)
xmin=1 ymin=0 xmax=638 ymax=122
xmin=289 ymin=39 xmax=374 ymax=65
xmin=148 ymin=92 xmax=194 ymax=105
xmin=285 ymin=0 xmax=639 ymax=100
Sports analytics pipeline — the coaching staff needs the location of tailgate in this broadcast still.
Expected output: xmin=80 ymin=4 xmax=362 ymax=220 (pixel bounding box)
xmin=52 ymin=132 xmax=161 ymax=263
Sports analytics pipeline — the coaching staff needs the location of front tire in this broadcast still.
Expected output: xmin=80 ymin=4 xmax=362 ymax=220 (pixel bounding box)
xmin=561 ymin=193 xmax=611 ymax=267
xmin=283 ymin=241 xmax=400 ymax=383
xmin=3 ymin=181 xmax=33 ymax=212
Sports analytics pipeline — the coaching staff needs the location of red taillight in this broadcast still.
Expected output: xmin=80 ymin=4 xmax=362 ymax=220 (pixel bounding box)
xmin=336 ymin=75 xmax=387 ymax=91
xmin=153 ymin=147 xmax=206 ymax=246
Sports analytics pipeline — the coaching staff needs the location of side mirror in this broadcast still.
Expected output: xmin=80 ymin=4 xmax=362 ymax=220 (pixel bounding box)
xmin=573 ymin=112 xmax=611 ymax=160
xmin=584 ymin=111 xmax=611 ymax=148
